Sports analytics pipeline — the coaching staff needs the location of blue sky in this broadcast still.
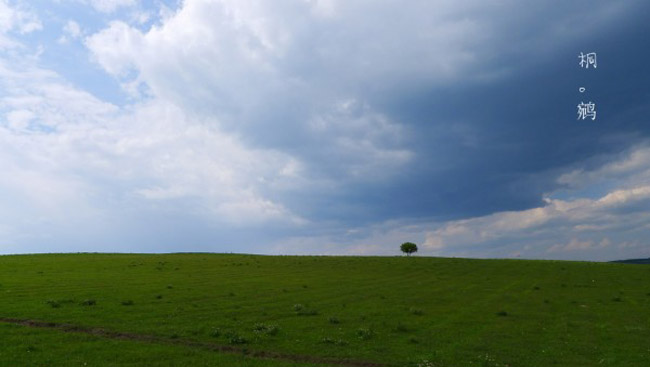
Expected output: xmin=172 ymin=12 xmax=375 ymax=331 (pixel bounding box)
xmin=1 ymin=0 xmax=649 ymax=260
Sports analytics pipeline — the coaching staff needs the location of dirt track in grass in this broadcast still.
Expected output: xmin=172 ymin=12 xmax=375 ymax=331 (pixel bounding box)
xmin=0 ymin=317 xmax=387 ymax=367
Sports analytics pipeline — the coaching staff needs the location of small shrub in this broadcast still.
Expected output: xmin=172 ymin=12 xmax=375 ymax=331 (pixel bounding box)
xmin=475 ymin=353 xmax=501 ymax=367
xmin=409 ymin=336 xmax=419 ymax=344
xmin=166 ymin=284 xmax=173 ymax=289
xmin=80 ymin=299 xmax=96 ymax=306
xmin=293 ymin=303 xmax=318 ymax=316
xmin=410 ymin=307 xmax=424 ymax=316
xmin=229 ymin=335 xmax=248 ymax=345
xmin=496 ymin=311 xmax=508 ymax=317
xmin=321 ymin=337 xmax=335 ymax=344
xmin=533 ymin=286 xmax=541 ymax=290
xmin=328 ymin=317 xmax=340 ymax=324
xmin=209 ymin=328 xmax=221 ymax=338
xmin=356 ymin=328 xmax=374 ymax=340
xmin=612 ymin=297 xmax=623 ymax=302
xmin=121 ymin=300 xmax=134 ymax=306
xmin=170 ymin=333 xmax=179 ymax=339
xmin=417 ymin=360 xmax=436 ymax=367
xmin=253 ymin=323 xmax=279 ymax=336
xmin=46 ymin=300 xmax=60 ymax=308
xmin=155 ymin=294 xmax=163 ymax=299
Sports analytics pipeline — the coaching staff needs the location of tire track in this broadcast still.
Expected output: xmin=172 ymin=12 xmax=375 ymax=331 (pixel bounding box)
xmin=0 ymin=317 xmax=388 ymax=367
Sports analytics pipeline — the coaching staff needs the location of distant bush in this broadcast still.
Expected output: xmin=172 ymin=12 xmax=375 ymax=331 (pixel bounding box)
xmin=155 ymin=294 xmax=163 ymax=299
xmin=46 ymin=300 xmax=60 ymax=308
xmin=328 ymin=316 xmax=340 ymax=324
xmin=80 ymin=299 xmax=96 ymax=306
xmin=416 ymin=359 xmax=435 ymax=367
xmin=121 ymin=300 xmax=134 ymax=306
xmin=356 ymin=328 xmax=374 ymax=340
xmin=409 ymin=336 xmax=419 ymax=344
xmin=410 ymin=307 xmax=424 ymax=315
xmin=496 ymin=311 xmax=508 ymax=317
xmin=321 ymin=337 xmax=335 ymax=344
xmin=228 ymin=334 xmax=248 ymax=345
xmin=292 ymin=303 xmax=318 ymax=315
xmin=612 ymin=297 xmax=623 ymax=302
xmin=253 ymin=323 xmax=279 ymax=336
xmin=209 ymin=328 xmax=221 ymax=338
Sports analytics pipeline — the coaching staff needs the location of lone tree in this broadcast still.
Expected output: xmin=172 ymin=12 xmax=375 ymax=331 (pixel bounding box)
xmin=400 ymin=242 xmax=418 ymax=256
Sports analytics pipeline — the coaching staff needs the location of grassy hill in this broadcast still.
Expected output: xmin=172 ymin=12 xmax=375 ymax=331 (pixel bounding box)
xmin=0 ymin=253 xmax=648 ymax=366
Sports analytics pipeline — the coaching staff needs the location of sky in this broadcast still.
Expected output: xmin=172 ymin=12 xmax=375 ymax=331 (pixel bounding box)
xmin=1 ymin=0 xmax=649 ymax=261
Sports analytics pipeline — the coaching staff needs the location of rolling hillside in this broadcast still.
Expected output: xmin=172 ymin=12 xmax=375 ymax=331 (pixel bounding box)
xmin=1 ymin=253 xmax=648 ymax=366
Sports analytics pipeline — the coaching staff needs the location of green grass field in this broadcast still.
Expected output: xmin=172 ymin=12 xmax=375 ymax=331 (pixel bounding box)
xmin=1 ymin=253 xmax=649 ymax=366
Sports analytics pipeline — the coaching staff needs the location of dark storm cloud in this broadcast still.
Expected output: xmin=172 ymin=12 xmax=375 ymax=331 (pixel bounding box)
xmin=280 ymin=1 xmax=650 ymax=225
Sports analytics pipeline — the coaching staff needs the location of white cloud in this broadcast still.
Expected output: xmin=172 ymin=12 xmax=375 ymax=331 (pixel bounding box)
xmin=0 ymin=1 xmax=41 ymax=34
xmin=0 ymin=42 xmax=309 ymax=250
xmin=547 ymin=238 xmax=611 ymax=253
xmin=421 ymin=185 xmax=650 ymax=253
xmin=597 ymin=186 xmax=650 ymax=207
xmin=58 ymin=20 xmax=82 ymax=44
xmin=88 ymin=0 xmax=136 ymax=13
xmin=0 ymin=0 xmax=41 ymax=48
xmin=558 ymin=145 xmax=650 ymax=190
xmin=85 ymin=1 xmax=417 ymax=183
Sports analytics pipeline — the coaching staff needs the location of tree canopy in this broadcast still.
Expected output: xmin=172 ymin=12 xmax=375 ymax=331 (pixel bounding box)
xmin=400 ymin=242 xmax=418 ymax=256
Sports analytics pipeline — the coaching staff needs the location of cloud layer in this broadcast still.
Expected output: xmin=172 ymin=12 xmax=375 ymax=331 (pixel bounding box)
xmin=0 ymin=0 xmax=649 ymax=260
